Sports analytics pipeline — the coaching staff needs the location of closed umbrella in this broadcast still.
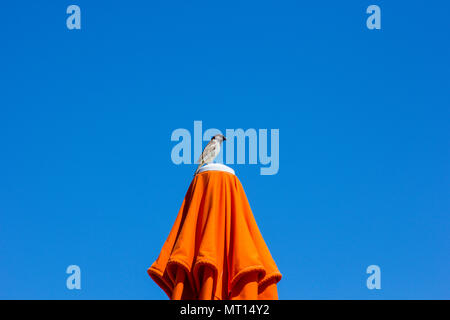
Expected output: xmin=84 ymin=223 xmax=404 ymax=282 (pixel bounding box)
xmin=148 ymin=163 xmax=282 ymax=300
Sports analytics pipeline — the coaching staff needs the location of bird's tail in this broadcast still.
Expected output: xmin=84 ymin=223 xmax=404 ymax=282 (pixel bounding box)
xmin=194 ymin=163 xmax=203 ymax=176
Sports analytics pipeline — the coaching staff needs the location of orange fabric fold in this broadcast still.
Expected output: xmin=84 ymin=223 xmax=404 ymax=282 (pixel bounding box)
xmin=147 ymin=170 xmax=282 ymax=300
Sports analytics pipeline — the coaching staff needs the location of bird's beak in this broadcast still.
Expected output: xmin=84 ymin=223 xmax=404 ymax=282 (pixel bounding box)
xmin=223 ymin=136 xmax=227 ymax=141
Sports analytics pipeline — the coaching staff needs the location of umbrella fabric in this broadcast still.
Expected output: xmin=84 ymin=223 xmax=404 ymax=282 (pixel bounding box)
xmin=147 ymin=168 xmax=282 ymax=300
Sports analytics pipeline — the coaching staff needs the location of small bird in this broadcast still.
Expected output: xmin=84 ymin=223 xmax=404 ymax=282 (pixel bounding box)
xmin=194 ymin=134 xmax=227 ymax=176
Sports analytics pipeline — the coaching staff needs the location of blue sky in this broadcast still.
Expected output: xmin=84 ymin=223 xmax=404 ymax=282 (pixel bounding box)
xmin=0 ymin=1 xmax=449 ymax=299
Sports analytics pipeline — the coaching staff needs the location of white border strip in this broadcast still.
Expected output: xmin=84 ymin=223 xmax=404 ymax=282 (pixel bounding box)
xmin=197 ymin=163 xmax=235 ymax=175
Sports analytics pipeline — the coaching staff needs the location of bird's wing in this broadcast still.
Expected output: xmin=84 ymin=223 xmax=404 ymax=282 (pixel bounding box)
xmin=197 ymin=141 xmax=218 ymax=164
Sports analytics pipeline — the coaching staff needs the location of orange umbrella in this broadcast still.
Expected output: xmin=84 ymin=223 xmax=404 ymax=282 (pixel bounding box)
xmin=147 ymin=164 xmax=282 ymax=300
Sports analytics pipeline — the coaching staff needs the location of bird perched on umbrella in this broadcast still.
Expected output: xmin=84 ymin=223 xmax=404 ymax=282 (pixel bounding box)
xmin=194 ymin=134 xmax=227 ymax=176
